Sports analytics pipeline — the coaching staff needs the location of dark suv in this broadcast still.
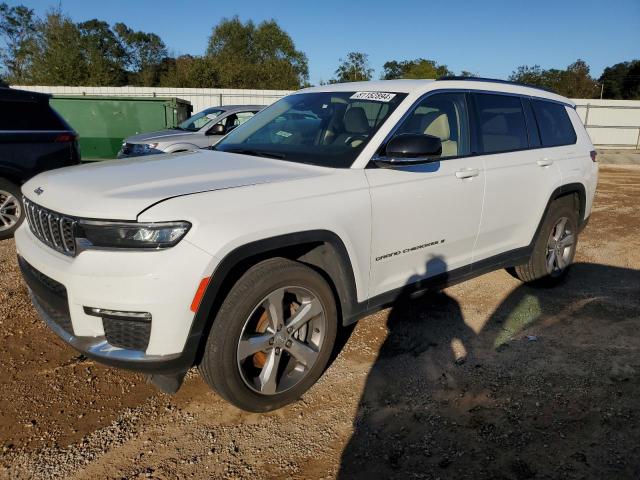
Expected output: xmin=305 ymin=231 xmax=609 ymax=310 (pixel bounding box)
xmin=0 ymin=88 xmax=80 ymax=240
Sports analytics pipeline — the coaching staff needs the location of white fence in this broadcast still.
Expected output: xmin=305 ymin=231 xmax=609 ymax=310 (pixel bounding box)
xmin=12 ymin=86 xmax=640 ymax=149
xmin=574 ymin=99 xmax=640 ymax=149
xmin=12 ymin=85 xmax=294 ymax=113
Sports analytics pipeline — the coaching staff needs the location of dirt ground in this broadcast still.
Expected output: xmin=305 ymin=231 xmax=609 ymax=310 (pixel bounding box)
xmin=0 ymin=165 xmax=639 ymax=480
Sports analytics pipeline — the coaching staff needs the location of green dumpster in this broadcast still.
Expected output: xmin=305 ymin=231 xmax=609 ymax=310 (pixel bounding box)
xmin=50 ymin=96 xmax=192 ymax=160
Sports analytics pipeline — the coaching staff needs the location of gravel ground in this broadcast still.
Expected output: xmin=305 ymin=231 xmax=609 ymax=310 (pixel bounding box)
xmin=0 ymin=165 xmax=639 ymax=479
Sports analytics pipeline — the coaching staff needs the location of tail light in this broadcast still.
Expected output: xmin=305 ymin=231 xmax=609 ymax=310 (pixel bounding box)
xmin=590 ymin=150 xmax=597 ymax=162
xmin=55 ymin=133 xmax=77 ymax=143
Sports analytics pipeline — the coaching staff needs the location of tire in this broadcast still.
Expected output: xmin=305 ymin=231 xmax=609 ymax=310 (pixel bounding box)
xmin=199 ymin=257 xmax=338 ymax=412
xmin=0 ymin=179 xmax=25 ymax=241
xmin=510 ymin=195 xmax=579 ymax=286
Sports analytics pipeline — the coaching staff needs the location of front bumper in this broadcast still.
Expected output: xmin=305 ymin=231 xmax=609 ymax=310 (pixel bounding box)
xmin=15 ymin=223 xmax=215 ymax=374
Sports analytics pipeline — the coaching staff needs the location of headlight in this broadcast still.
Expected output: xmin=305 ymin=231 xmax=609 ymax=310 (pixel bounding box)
xmin=76 ymin=221 xmax=191 ymax=250
xmin=131 ymin=143 xmax=160 ymax=155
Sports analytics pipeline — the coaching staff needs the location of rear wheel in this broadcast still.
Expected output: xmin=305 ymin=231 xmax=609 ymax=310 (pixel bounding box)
xmin=199 ymin=258 xmax=338 ymax=412
xmin=0 ymin=179 xmax=24 ymax=240
xmin=510 ymin=195 xmax=578 ymax=286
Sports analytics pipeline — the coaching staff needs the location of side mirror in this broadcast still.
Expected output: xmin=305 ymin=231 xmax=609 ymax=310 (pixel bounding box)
xmin=207 ymin=123 xmax=226 ymax=136
xmin=375 ymin=133 xmax=442 ymax=167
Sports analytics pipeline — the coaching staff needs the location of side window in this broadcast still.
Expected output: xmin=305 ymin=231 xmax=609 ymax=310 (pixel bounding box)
xmin=394 ymin=92 xmax=470 ymax=158
xmin=522 ymin=98 xmax=541 ymax=148
xmin=474 ymin=93 xmax=528 ymax=154
xmin=531 ymin=99 xmax=577 ymax=147
xmin=233 ymin=111 xmax=255 ymax=126
xmin=0 ymin=101 xmax=66 ymax=131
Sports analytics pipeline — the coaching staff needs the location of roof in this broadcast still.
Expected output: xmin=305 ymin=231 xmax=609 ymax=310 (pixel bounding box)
xmin=0 ymin=87 xmax=51 ymax=102
xmin=299 ymin=78 xmax=574 ymax=106
xmin=216 ymin=104 xmax=266 ymax=111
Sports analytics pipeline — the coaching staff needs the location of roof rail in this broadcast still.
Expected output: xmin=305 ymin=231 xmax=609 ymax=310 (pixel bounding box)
xmin=436 ymin=76 xmax=557 ymax=94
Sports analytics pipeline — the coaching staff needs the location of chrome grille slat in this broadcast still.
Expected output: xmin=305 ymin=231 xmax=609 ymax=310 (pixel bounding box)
xmin=23 ymin=198 xmax=76 ymax=256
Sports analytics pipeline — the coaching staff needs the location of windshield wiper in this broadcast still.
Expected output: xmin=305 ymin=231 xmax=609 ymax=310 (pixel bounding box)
xmin=225 ymin=148 xmax=286 ymax=160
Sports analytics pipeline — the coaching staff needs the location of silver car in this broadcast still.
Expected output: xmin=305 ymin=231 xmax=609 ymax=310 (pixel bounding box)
xmin=118 ymin=105 xmax=264 ymax=158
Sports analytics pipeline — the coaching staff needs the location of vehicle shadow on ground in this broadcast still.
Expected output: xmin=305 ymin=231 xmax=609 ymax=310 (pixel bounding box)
xmin=337 ymin=260 xmax=640 ymax=480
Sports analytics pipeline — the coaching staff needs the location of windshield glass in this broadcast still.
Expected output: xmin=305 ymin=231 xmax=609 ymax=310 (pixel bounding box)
xmin=177 ymin=108 xmax=225 ymax=131
xmin=214 ymin=91 xmax=407 ymax=168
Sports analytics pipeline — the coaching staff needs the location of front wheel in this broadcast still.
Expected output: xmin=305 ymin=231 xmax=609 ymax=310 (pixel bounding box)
xmin=199 ymin=258 xmax=338 ymax=412
xmin=510 ymin=195 xmax=579 ymax=286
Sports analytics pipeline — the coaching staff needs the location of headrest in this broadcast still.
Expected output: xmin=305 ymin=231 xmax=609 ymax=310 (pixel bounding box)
xmin=343 ymin=107 xmax=370 ymax=134
xmin=423 ymin=112 xmax=450 ymax=141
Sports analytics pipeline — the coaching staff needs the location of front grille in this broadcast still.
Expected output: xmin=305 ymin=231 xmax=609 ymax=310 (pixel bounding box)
xmin=23 ymin=198 xmax=77 ymax=256
xmin=103 ymin=317 xmax=151 ymax=351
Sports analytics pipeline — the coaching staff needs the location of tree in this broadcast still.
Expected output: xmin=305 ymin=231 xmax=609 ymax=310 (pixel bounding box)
xmin=0 ymin=2 xmax=36 ymax=83
xmin=509 ymin=59 xmax=598 ymax=98
xmin=29 ymin=10 xmax=88 ymax=85
xmin=206 ymin=17 xmax=308 ymax=89
xmin=599 ymin=60 xmax=640 ymax=99
xmin=159 ymin=54 xmax=218 ymax=88
xmin=381 ymin=58 xmax=452 ymax=80
xmin=333 ymin=52 xmax=372 ymax=83
xmin=77 ymin=19 xmax=127 ymax=86
xmin=114 ymin=23 xmax=168 ymax=86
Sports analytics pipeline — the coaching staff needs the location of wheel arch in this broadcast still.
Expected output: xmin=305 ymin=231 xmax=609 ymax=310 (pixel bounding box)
xmin=553 ymin=182 xmax=586 ymax=224
xmin=530 ymin=182 xmax=587 ymax=249
xmin=164 ymin=143 xmax=200 ymax=153
xmin=183 ymin=230 xmax=361 ymax=368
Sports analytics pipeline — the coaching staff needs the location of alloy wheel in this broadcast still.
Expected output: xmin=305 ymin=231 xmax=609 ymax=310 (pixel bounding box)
xmin=236 ymin=286 xmax=326 ymax=395
xmin=546 ymin=216 xmax=574 ymax=276
xmin=0 ymin=190 xmax=21 ymax=233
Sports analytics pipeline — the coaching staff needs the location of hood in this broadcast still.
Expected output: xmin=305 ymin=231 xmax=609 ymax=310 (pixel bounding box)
xmin=22 ymin=150 xmax=331 ymax=220
xmin=125 ymin=129 xmax=197 ymax=144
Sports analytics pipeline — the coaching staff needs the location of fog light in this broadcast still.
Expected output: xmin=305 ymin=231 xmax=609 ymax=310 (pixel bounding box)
xmin=84 ymin=307 xmax=151 ymax=321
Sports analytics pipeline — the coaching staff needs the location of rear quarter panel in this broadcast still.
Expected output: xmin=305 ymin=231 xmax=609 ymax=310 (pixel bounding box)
xmin=557 ymin=108 xmax=598 ymax=220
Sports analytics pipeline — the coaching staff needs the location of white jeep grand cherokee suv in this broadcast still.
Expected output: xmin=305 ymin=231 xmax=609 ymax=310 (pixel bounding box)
xmin=16 ymin=78 xmax=598 ymax=412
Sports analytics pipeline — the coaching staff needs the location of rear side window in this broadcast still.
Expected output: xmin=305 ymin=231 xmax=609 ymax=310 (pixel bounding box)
xmin=474 ymin=94 xmax=528 ymax=154
xmin=0 ymin=100 xmax=67 ymax=131
xmin=531 ymin=100 xmax=577 ymax=147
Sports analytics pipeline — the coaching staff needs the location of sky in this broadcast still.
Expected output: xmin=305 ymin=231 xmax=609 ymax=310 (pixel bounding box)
xmin=14 ymin=0 xmax=640 ymax=85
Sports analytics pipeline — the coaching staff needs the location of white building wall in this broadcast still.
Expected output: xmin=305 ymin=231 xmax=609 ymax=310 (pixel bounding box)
xmin=12 ymin=87 xmax=640 ymax=149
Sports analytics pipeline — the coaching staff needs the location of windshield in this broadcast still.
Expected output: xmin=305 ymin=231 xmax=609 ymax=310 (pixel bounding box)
xmin=177 ymin=108 xmax=225 ymax=131
xmin=214 ymin=91 xmax=407 ymax=168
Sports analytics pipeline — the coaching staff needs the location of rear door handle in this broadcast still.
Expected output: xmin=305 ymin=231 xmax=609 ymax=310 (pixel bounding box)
xmin=537 ymin=158 xmax=553 ymax=167
xmin=455 ymin=168 xmax=479 ymax=179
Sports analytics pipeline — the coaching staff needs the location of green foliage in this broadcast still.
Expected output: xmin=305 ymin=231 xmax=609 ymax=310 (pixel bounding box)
xmin=29 ymin=11 xmax=88 ymax=85
xmin=159 ymin=55 xmax=218 ymax=88
xmin=0 ymin=2 xmax=36 ymax=83
xmin=509 ymin=59 xmax=599 ymax=98
xmin=599 ymin=60 xmax=640 ymax=99
xmin=381 ymin=58 xmax=452 ymax=80
xmin=113 ymin=22 xmax=167 ymax=86
xmin=78 ymin=19 xmax=127 ymax=86
xmin=206 ymin=17 xmax=308 ymax=89
xmin=333 ymin=52 xmax=373 ymax=83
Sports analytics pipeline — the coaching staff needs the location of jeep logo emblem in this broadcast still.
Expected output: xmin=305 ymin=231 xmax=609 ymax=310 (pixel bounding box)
xmin=34 ymin=187 xmax=44 ymax=195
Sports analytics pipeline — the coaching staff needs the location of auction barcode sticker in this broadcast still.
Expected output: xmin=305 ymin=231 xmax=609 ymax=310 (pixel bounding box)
xmin=350 ymin=91 xmax=397 ymax=102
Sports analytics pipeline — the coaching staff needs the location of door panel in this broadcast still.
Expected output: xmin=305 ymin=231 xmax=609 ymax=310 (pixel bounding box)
xmin=366 ymin=92 xmax=484 ymax=298
xmin=366 ymin=159 xmax=484 ymax=297
xmin=471 ymin=93 xmax=562 ymax=262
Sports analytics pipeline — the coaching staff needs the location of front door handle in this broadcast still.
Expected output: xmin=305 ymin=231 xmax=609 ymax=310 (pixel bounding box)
xmin=455 ymin=168 xmax=479 ymax=179
xmin=537 ymin=158 xmax=554 ymax=167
